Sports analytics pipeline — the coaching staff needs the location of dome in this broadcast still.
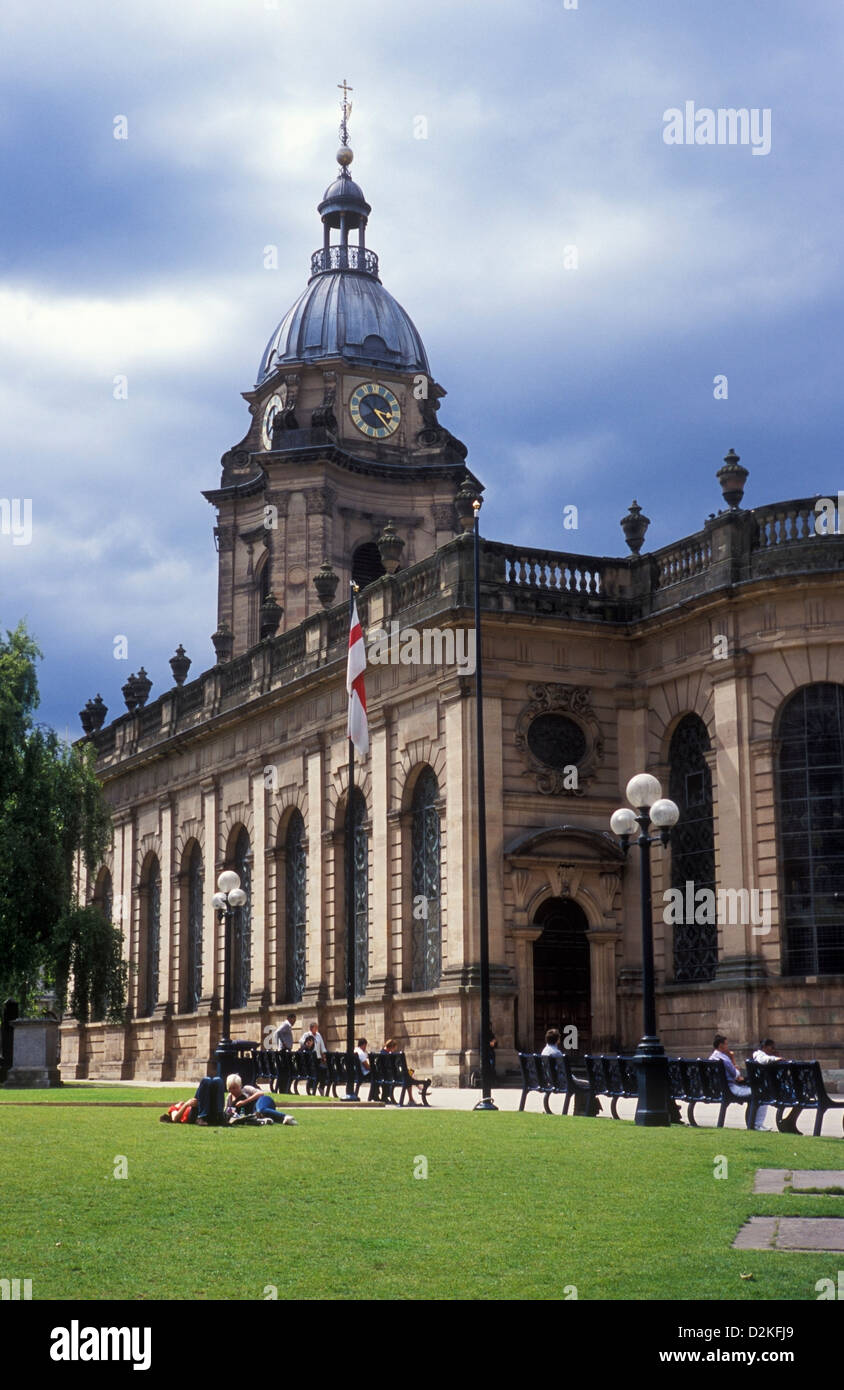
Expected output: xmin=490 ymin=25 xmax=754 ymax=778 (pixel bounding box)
xmin=257 ymin=270 xmax=430 ymax=383
xmin=318 ymin=172 xmax=371 ymax=228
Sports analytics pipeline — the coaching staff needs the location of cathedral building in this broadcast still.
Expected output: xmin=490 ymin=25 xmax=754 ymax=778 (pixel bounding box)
xmin=63 ymin=110 xmax=844 ymax=1084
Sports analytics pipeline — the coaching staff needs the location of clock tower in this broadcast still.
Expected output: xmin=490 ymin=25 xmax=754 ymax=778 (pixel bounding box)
xmin=204 ymin=87 xmax=482 ymax=652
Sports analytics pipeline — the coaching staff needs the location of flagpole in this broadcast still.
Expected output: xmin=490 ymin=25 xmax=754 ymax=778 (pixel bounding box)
xmin=343 ymin=583 xmax=360 ymax=1101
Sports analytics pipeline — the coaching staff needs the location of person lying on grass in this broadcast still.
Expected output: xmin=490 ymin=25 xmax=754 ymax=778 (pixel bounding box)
xmin=225 ymin=1072 xmax=298 ymax=1126
xmin=159 ymin=1075 xmax=225 ymax=1126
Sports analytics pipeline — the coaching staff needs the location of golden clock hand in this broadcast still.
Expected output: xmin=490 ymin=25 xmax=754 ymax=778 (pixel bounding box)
xmin=373 ymin=408 xmax=392 ymax=427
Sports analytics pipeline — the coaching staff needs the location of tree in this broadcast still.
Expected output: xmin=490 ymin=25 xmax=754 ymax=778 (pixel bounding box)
xmin=0 ymin=622 xmax=122 ymax=1018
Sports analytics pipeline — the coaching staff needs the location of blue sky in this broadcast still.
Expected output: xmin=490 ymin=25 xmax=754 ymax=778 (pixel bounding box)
xmin=1 ymin=0 xmax=841 ymax=733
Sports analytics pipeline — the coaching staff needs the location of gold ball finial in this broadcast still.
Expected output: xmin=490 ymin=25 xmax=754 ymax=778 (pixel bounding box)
xmin=337 ymin=146 xmax=354 ymax=167
xmin=472 ymin=499 xmax=482 ymax=514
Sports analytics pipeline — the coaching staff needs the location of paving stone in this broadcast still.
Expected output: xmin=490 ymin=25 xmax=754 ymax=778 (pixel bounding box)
xmin=733 ymin=1217 xmax=778 ymax=1249
xmin=775 ymin=1219 xmax=844 ymax=1251
xmin=790 ymin=1170 xmax=844 ymax=1191
xmin=753 ymin=1168 xmax=789 ymax=1194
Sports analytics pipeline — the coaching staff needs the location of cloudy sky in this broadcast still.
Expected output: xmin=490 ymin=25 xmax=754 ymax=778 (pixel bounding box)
xmin=1 ymin=0 xmax=841 ymax=733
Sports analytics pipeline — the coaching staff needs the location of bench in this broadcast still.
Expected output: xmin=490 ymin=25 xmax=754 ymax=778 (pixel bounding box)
xmin=745 ymin=1059 xmax=844 ymax=1136
xmin=252 ymin=1048 xmax=429 ymax=1105
xmin=517 ymin=1052 xmax=595 ymax=1115
xmin=585 ymin=1054 xmax=639 ymax=1118
xmin=667 ymin=1057 xmax=752 ymax=1128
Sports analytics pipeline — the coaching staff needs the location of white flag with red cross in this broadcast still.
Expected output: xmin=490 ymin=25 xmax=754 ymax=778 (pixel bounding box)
xmin=346 ymin=597 xmax=369 ymax=756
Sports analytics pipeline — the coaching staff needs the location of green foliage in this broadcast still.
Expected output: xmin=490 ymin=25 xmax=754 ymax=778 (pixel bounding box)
xmin=0 ymin=621 xmax=116 ymax=1014
xmin=52 ymin=905 xmax=128 ymax=1024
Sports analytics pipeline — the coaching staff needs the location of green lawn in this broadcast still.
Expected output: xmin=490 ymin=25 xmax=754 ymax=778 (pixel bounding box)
xmin=1 ymin=1101 xmax=841 ymax=1300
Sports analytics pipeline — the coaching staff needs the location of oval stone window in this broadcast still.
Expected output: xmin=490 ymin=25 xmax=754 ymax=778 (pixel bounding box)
xmin=527 ymin=713 xmax=587 ymax=770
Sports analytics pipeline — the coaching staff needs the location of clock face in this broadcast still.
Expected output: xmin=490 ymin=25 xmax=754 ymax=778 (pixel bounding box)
xmin=262 ymin=386 xmax=288 ymax=448
xmin=349 ymin=382 xmax=401 ymax=439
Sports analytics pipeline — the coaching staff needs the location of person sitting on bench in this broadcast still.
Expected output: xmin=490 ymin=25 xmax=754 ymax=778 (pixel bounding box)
xmin=752 ymin=1038 xmax=799 ymax=1133
xmin=710 ymin=1034 xmax=768 ymax=1130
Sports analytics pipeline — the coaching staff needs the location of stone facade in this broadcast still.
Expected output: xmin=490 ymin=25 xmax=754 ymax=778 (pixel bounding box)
xmin=63 ymin=490 xmax=844 ymax=1082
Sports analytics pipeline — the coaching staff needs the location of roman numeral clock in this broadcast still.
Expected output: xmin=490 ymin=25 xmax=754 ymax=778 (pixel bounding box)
xmin=349 ymin=382 xmax=401 ymax=439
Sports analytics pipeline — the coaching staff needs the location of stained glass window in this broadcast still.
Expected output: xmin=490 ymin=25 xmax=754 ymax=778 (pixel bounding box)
xmin=232 ymin=829 xmax=252 ymax=1008
xmin=340 ymin=790 xmax=369 ymax=996
xmin=285 ymin=811 xmax=307 ymax=1003
xmin=142 ymin=857 xmax=161 ymax=1016
xmin=777 ymin=683 xmax=844 ymax=975
xmin=669 ymin=715 xmax=717 ymax=982
xmin=185 ymin=844 xmax=203 ymax=1014
xmin=410 ymin=768 xmax=441 ymax=991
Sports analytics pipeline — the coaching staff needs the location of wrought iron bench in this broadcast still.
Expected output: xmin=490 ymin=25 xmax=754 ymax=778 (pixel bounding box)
xmin=585 ymin=1054 xmax=639 ymax=1118
xmin=668 ymin=1058 xmax=752 ymax=1128
xmin=745 ymin=1059 xmax=844 ymax=1136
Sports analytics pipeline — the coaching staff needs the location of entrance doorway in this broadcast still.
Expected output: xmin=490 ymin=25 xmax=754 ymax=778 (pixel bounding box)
xmin=532 ymin=897 xmax=591 ymax=1052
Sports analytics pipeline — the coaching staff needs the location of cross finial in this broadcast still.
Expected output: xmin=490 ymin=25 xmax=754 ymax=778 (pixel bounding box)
xmin=338 ymin=78 xmax=353 ymax=146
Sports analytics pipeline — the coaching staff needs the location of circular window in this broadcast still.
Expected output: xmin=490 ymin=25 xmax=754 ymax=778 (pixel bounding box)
xmin=527 ymin=713 xmax=587 ymax=770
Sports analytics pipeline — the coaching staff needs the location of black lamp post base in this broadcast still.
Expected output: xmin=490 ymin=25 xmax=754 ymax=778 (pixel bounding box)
xmin=214 ymin=1039 xmax=238 ymax=1083
xmin=633 ymin=1039 xmax=671 ymax=1127
xmin=473 ymin=1097 xmax=499 ymax=1111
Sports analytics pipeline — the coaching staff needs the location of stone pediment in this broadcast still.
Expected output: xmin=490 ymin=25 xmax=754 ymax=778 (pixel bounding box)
xmin=504 ymin=824 xmax=625 ymax=865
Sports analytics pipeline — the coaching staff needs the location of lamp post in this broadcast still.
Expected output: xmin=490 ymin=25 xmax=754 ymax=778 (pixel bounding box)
xmin=212 ymin=870 xmax=247 ymax=1081
xmin=609 ymin=775 xmax=679 ymax=1127
xmin=472 ymin=497 xmax=497 ymax=1111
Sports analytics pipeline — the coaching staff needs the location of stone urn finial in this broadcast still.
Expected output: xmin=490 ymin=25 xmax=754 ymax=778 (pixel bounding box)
xmin=313 ymin=559 xmax=340 ymax=608
xmin=717 ymin=448 xmax=749 ymax=509
xmin=620 ymin=500 xmax=650 ymax=554
xmin=259 ymin=593 xmax=283 ymax=640
xmin=89 ymin=694 xmax=107 ymax=732
xmin=80 ymin=694 xmax=107 ymax=733
xmin=454 ymin=479 xmax=477 ymax=533
xmin=122 ymin=673 xmax=140 ymax=713
xmin=376 ymin=520 xmax=405 ymax=574
xmin=169 ymin=645 xmax=192 ymax=687
xmin=134 ymin=668 xmax=152 ymax=708
xmin=211 ymin=623 xmax=234 ymax=664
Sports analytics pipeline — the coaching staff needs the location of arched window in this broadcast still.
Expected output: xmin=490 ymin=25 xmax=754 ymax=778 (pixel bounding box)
xmin=669 ymin=714 xmax=717 ymax=982
xmin=141 ymin=857 xmax=161 ymax=1017
xmin=182 ymin=844 xmax=203 ymax=1014
xmin=777 ymin=683 xmax=844 ymax=975
xmin=341 ymin=789 xmax=369 ymax=996
xmin=410 ymin=768 xmax=441 ymax=991
xmin=91 ymin=868 xmax=113 ymax=1023
xmin=232 ymin=829 xmax=252 ymax=1008
xmin=351 ymin=542 xmax=385 ymax=591
xmin=285 ymin=811 xmax=307 ymax=1003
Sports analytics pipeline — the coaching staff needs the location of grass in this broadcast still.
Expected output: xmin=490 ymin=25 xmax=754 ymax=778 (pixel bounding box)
xmin=0 ymin=1083 xmax=335 ymax=1105
xmin=1 ymin=1101 xmax=842 ymax=1300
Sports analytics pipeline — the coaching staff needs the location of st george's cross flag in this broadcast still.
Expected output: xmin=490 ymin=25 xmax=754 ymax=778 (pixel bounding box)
xmin=346 ymin=598 xmax=369 ymax=756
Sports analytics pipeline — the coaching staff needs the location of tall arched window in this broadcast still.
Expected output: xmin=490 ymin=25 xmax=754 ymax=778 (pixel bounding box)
xmin=285 ymin=811 xmax=307 ymax=1003
xmin=232 ymin=829 xmax=252 ymax=1008
xmin=777 ymin=683 xmax=844 ymax=975
xmin=410 ymin=768 xmax=441 ymax=991
xmin=183 ymin=844 xmax=203 ymax=1014
xmin=341 ymin=789 xmax=369 ymax=996
xmin=92 ymin=868 xmax=113 ymax=1023
xmin=669 ymin=714 xmax=717 ymax=982
xmin=141 ymin=857 xmax=161 ymax=1017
